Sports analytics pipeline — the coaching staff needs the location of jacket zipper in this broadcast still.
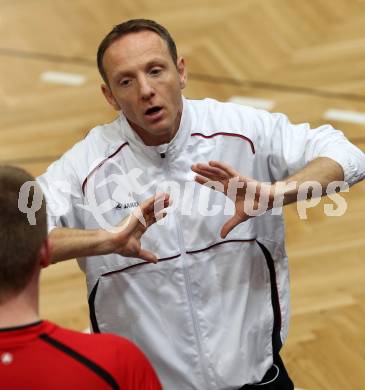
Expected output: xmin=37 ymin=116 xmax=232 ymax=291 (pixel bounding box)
xmin=162 ymin=151 xmax=213 ymax=389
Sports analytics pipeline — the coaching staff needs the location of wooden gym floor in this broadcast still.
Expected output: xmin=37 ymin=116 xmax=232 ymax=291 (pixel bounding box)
xmin=0 ymin=1 xmax=364 ymax=389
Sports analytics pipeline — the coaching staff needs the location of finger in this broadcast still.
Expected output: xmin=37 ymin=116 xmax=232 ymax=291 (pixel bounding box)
xmin=194 ymin=176 xmax=225 ymax=194
xmin=194 ymin=175 xmax=212 ymax=186
xmin=155 ymin=210 xmax=168 ymax=221
xmin=138 ymin=194 xmax=172 ymax=230
xmin=194 ymin=170 xmax=222 ymax=184
xmin=115 ymin=214 xmax=138 ymax=235
xmin=137 ymin=249 xmax=158 ymax=263
xmin=135 ymin=210 xmax=168 ymax=241
xmin=192 ymin=164 xmax=229 ymax=180
xmin=141 ymin=212 xmax=160 ymax=230
xmin=152 ymin=192 xmax=171 ymax=215
xmin=220 ymin=214 xmax=249 ymax=238
xmin=115 ymin=206 xmax=148 ymax=236
xmin=209 ymin=161 xmax=241 ymax=178
xmin=140 ymin=192 xmax=169 ymax=216
xmin=136 ymin=193 xmax=170 ymax=229
xmin=131 ymin=206 xmax=148 ymax=229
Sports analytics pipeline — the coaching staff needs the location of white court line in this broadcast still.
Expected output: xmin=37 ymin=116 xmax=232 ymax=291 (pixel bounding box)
xmin=228 ymin=96 xmax=275 ymax=110
xmin=323 ymin=108 xmax=365 ymax=124
xmin=40 ymin=71 xmax=86 ymax=86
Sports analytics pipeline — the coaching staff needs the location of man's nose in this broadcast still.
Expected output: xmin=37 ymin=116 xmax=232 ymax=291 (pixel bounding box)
xmin=138 ymin=76 xmax=155 ymax=100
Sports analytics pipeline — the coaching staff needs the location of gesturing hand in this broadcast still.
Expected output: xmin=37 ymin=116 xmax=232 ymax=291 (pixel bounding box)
xmin=191 ymin=161 xmax=274 ymax=238
xmin=109 ymin=193 xmax=171 ymax=263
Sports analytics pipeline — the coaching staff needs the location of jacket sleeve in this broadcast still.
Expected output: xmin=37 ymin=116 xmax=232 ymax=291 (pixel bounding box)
xmin=250 ymin=109 xmax=365 ymax=186
xmin=37 ymin=149 xmax=84 ymax=233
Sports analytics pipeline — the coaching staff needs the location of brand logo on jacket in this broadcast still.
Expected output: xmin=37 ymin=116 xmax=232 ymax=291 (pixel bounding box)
xmin=116 ymin=201 xmax=139 ymax=210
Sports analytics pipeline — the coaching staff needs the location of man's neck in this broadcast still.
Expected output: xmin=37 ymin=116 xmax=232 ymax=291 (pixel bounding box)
xmin=127 ymin=110 xmax=182 ymax=146
xmin=0 ymin=289 xmax=39 ymax=329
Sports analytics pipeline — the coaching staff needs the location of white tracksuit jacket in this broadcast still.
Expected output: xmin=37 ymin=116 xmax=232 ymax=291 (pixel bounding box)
xmin=38 ymin=98 xmax=365 ymax=389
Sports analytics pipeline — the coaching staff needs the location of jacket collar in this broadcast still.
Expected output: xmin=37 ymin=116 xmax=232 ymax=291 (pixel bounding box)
xmin=118 ymin=97 xmax=191 ymax=160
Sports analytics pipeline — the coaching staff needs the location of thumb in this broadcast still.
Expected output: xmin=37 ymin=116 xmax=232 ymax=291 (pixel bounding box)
xmin=220 ymin=214 xmax=247 ymax=239
xmin=138 ymin=249 xmax=158 ymax=263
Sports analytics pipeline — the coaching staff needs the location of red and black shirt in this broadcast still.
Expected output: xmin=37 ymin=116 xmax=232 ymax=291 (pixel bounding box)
xmin=0 ymin=320 xmax=162 ymax=389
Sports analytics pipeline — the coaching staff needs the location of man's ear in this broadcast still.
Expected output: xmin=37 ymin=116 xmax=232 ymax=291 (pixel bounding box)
xmin=177 ymin=57 xmax=187 ymax=90
xmin=101 ymin=84 xmax=121 ymax=111
xmin=39 ymin=238 xmax=51 ymax=269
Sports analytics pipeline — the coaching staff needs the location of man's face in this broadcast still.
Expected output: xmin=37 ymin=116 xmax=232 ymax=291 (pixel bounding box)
xmin=101 ymin=30 xmax=186 ymax=146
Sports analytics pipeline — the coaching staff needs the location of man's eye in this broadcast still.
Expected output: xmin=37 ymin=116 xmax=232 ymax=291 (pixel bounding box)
xmin=120 ymin=79 xmax=132 ymax=87
xmin=150 ymin=68 xmax=162 ymax=76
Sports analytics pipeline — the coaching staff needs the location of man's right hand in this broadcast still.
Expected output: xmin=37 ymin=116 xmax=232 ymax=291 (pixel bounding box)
xmin=49 ymin=193 xmax=171 ymax=263
xmin=106 ymin=193 xmax=170 ymax=263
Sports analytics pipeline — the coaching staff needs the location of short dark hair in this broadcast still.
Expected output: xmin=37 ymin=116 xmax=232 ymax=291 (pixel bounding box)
xmin=0 ymin=166 xmax=47 ymax=303
xmin=97 ymin=19 xmax=178 ymax=85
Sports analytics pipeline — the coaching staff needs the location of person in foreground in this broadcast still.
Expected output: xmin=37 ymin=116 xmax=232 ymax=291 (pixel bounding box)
xmin=0 ymin=165 xmax=165 ymax=390
xmin=37 ymin=19 xmax=365 ymax=389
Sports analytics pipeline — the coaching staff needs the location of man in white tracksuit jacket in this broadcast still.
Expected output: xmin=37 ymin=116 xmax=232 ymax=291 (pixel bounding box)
xmin=38 ymin=19 xmax=365 ymax=389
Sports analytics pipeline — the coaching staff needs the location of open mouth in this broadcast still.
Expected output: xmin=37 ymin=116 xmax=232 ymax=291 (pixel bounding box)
xmin=145 ymin=106 xmax=163 ymax=116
